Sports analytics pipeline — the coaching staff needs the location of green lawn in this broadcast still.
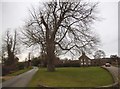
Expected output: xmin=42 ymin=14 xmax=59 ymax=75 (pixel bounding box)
xmin=28 ymin=67 xmax=114 ymax=87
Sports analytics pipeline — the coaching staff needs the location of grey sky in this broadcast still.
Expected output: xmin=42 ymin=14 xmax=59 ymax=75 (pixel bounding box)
xmin=93 ymin=2 xmax=118 ymax=56
xmin=1 ymin=0 xmax=119 ymax=61
xmin=118 ymin=1 xmax=120 ymax=56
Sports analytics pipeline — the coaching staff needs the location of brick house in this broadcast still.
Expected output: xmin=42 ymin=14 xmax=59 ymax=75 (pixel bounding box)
xmin=79 ymin=52 xmax=91 ymax=66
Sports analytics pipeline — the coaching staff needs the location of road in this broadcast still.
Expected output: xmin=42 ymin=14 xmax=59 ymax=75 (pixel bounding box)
xmin=2 ymin=67 xmax=38 ymax=87
xmin=103 ymin=65 xmax=120 ymax=86
xmin=104 ymin=66 xmax=119 ymax=79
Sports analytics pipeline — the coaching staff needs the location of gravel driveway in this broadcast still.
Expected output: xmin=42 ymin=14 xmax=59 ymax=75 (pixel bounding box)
xmin=2 ymin=67 xmax=38 ymax=87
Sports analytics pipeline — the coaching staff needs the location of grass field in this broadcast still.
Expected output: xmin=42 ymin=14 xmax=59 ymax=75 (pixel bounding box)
xmin=28 ymin=67 xmax=114 ymax=87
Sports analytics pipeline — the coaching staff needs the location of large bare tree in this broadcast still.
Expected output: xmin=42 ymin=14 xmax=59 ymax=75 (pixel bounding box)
xmin=22 ymin=0 xmax=100 ymax=71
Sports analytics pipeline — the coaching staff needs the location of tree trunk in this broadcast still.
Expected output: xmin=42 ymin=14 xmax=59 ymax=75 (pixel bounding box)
xmin=47 ymin=59 xmax=55 ymax=72
xmin=46 ymin=41 xmax=55 ymax=72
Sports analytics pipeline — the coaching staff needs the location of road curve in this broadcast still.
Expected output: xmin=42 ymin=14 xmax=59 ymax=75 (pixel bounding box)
xmin=102 ymin=65 xmax=119 ymax=87
xmin=103 ymin=66 xmax=119 ymax=80
xmin=2 ymin=67 xmax=38 ymax=87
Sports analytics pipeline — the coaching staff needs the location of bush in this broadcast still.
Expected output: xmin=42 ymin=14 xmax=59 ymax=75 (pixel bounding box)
xmin=2 ymin=66 xmax=10 ymax=76
xmin=2 ymin=65 xmax=17 ymax=76
xmin=56 ymin=63 xmax=80 ymax=67
xmin=17 ymin=62 xmax=25 ymax=70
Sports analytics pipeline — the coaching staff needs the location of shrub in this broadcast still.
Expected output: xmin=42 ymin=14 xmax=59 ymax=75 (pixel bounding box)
xmin=56 ymin=63 xmax=80 ymax=67
xmin=17 ymin=62 xmax=25 ymax=70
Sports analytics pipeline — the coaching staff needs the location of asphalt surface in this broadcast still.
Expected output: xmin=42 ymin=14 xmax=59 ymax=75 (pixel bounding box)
xmin=103 ymin=65 xmax=119 ymax=84
xmin=104 ymin=66 xmax=119 ymax=78
xmin=2 ymin=67 xmax=38 ymax=87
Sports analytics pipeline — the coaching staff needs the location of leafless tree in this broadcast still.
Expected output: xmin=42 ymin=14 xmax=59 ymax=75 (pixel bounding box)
xmin=94 ymin=50 xmax=105 ymax=59
xmin=2 ymin=30 xmax=19 ymax=65
xmin=22 ymin=0 xmax=100 ymax=71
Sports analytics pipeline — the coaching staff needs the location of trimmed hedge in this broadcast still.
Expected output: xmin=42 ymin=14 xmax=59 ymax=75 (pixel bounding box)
xmin=56 ymin=63 xmax=80 ymax=67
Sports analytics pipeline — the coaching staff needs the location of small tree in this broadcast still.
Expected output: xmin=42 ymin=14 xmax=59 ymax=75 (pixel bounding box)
xmin=22 ymin=0 xmax=100 ymax=71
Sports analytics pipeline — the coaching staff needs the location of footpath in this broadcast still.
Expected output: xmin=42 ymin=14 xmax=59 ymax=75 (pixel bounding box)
xmin=2 ymin=67 xmax=38 ymax=87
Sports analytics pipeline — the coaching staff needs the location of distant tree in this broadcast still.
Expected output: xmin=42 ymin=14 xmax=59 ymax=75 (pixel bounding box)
xmin=17 ymin=62 xmax=25 ymax=70
xmin=0 ymin=45 xmax=5 ymax=64
xmin=22 ymin=0 xmax=100 ymax=71
xmin=31 ymin=57 xmax=40 ymax=66
xmin=110 ymin=55 xmax=119 ymax=59
xmin=94 ymin=50 xmax=105 ymax=59
xmin=31 ymin=53 xmax=47 ymax=67
xmin=2 ymin=30 xmax=19 ymax=66
xmin=110 ymin=55 xmax=120 ymax=66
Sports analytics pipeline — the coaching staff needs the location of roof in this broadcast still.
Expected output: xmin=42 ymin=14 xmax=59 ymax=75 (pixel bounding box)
xmin=79 ymin=52 xmax=90 ymax=60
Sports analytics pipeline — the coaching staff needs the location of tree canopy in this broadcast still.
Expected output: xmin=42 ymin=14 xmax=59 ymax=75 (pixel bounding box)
xmin=22 ymin=0 xmax=100 ymax=71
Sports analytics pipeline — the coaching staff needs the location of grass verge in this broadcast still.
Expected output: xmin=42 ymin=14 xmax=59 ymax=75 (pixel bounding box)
xmin=2 ymin=67 xmax=33 ymax=81
xmin=28 ymin=67 xmax=114 ymax=87
xmin=7 ymin=67 xmax=33 ymax=76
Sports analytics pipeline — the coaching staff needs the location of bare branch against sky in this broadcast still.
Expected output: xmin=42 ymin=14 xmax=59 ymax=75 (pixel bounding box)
xmin=0 ymin=0 xmax=118 ymax=61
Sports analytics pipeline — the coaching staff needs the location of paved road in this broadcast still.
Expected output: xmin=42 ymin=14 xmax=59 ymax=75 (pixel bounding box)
xmin=103 ymin=66 xmax=119 ymax=83
xmin=2 ymin=67 xmax=38 ymax=87
xmin=104 ymin=66 xmax=118 ymax=78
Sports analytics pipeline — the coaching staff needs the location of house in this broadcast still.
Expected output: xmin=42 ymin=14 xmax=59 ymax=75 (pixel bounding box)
xmin=52 ymin=52 xmax=119 ymax=67
xmin=79 ymin=52 xmax=91 ymax=66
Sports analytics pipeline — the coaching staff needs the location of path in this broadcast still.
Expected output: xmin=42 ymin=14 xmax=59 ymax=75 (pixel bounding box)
xmin=103 ymin=66 xmax=119 ymax=79
xmin=2 ymin=67 xmax=38 ymax=87
xmin=103 ymin=65 xmax=119 ymax=87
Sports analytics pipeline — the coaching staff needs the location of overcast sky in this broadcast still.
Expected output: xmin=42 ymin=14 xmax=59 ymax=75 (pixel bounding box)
xmin=0 ymin=0 xmax=119 ymax=61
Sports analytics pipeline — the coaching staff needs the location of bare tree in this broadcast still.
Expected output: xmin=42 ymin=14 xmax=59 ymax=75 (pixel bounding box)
xmin=110 ymin=55 xmax=119 ymax=59
xmin=22 ymin=0 xmax=100 ymax=71
xmin=2 ymin=30 xmax=19 ymax=65
xmin=94 ymin=50 xmax=105 ymax=59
